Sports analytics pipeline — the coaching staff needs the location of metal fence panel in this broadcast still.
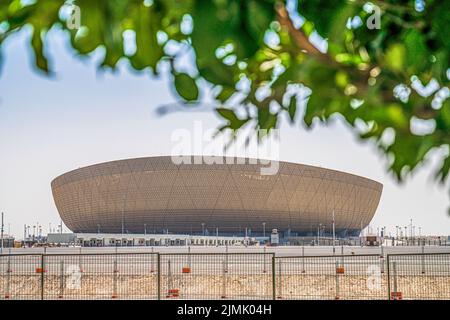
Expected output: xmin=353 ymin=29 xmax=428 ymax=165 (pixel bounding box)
xmin=275 ymin=255 xmax=388 ymax=300
xmin=1 ymin=252 xmax=449 ymax=300
xmin=387 ymin=253 xmax=450 ymax=300
xmin=159 ymin=253 xmax=273 ymax=300
xmin=0 ymin=254 xmax=43 ymax=300
xmin=42 ymin=253 xmax=158 ymax=300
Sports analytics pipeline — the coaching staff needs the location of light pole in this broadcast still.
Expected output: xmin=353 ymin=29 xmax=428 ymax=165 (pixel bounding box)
xmin=201 ymin=223 xmax=205 ymax=236
xmin=317 ymin=223 xmax=322 ymax=246
xmin=121 ymin=195 xmax=126 ymax=237
xmin=395 ymin=226 xmax=399 ymax=244
xmin=144 ymin=223 xmax=147 ymax=236
xmin=410 ymin=219 xmax=413 ymax=239
xmin=216 ymin=227 xmax=219 ymax=246
xmin=262 ymin=222 xmax=266 ymax=238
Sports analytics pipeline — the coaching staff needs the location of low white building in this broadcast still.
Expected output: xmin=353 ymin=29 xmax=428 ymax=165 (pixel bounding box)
xmin=48 ymin=233 xmax=256 ymax=247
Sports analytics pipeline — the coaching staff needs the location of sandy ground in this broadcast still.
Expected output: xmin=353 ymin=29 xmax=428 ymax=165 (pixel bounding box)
xmin=1 ymin=274 xmax=449 ymax=300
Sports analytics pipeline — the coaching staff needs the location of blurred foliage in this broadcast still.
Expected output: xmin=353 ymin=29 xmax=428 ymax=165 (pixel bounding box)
xmin=0 ymin=0 xmax=449 ymax=208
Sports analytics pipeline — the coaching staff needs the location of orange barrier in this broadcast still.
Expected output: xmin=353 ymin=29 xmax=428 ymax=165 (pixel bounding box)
xmin=182 ymin=267 xmax=191 ymax=273
xmin=167 ymin=289 xmax=179 ymax=298
xmin=336 ymin=267 xmax=345 ymax=274
xmin=391 ymin=292 xmax=403 ymax=300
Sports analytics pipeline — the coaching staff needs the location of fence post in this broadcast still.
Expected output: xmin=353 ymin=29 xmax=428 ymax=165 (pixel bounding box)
xmin=40 ymin=254 xmax=45 ymax=300
xmin=386 ymin=255 xmax=391 ymax=300
xmin=188 ymin=246 xmax=191 ymax=270
xmin=157 ymin=253 xmax=161 ymax=300
xmin=112 ymin=256 xmax=118 ymax=298
xmin=335 ymin=260 xmax=340 ymax=300
xmin=271 ymin=255 xmax=276 ymax=300
xmin=276 ymin=259 xmax=282 ymax=299
xmin=78 ymin=247 xmax=82 ymax=273
xmin=301 ymin=247 xmax=305 ymax=273
xmin=380 ymin=249 xmax=385 ymax=274
xmin=263 ymin=247 xmax=267 ymax=273
xmin=221 ymin=257 xmax=227 ymax=299
xmin=392 ymin=261 xmax=398 ymax=299
xmin=421 ymin=246 xmax=425 ymax=274
xmin=225 ymin=245 xmax=228 ymax=273
xmin=5 ymin=255 xmax=11 ymax=299
xmin=167 ymin=259 xmax=172 ymax=298
xmin=59 ymin=259 xmax=64 ymax=299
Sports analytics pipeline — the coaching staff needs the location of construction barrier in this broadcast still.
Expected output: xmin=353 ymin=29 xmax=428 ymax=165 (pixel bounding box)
xmin=0 ymin=252 xmax=449 ymax=300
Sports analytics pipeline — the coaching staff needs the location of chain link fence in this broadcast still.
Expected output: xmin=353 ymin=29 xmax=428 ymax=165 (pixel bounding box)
xmin=387 ymin=253 xmax=450 ymax=300
xmin=0 ymin=254 xmax=42 ymax=300
xmin=274 ymin=254 xmax=387 ymax=300
xmin=160 ymin=253 xmax=273 ymax=299
xmin=0 ymin=252 xmax=448 ymax=300
xmin=41 ymin=253 xmax=158 ymax=300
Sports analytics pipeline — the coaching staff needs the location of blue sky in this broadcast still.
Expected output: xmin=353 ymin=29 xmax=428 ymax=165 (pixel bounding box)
xmin=0 ymin=27 xmax=449 ymax=238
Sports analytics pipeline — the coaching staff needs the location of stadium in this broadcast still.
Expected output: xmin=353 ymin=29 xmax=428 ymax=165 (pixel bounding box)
xmin=51 ymin=156 xmax=383 ymax=239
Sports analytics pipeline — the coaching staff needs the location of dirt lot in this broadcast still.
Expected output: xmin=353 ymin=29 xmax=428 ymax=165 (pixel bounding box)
xmin=1 ymin=274 xmax=449 ymax=300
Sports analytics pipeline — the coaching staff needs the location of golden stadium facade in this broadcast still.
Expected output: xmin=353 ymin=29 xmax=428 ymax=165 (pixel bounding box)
xmin=51 ymin=156 xmax=383 ymax=237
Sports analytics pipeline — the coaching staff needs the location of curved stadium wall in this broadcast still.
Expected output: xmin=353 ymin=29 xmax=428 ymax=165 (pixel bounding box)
xmin=51 ymin=156 xmax=383 ymax=237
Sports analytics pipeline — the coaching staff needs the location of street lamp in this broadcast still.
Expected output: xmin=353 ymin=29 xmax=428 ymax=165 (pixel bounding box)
xmin=121 ymin=195 xmax=126 ymax=237
xmin=262 ymin=222 xmax=266 ymax=238
xmin=201 ymin=223 xmax=205 ymax=236
xmin=144 ymin=223 xmax=147 ymax=235
xmin=395 ymin=226 xmax=399 ymax=244
xmin=410 ymin=219 xmax=413 ymax=239
xmin=317 ymin=223 xmax=323 ymax=246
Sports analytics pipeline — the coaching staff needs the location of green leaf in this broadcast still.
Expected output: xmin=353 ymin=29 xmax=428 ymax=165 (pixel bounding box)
xmin=217 ymin=108 xmax=240 ymax=123
xmin=216 ymin=86 xmax=235 ymax=103
xmin=216 ymin=107 xmax=248 ymax=130
xmin=30 ymin=27 xmax=48 ymax=73
xmin=297 ymin=0 xmax=349 ymax=37
xmin=288 ymin=94 xmax=297 ymax=123
xmin=174 ymin=73 xmax=198 ymax=101
xmin=245 ymin=0 xmax=274 ymax=42
xmin=128 ymin=3 xmax=163 ymax=72
xmin=436 ymin=154 xmax=450 ymax=184
xmin=403 ymin=29 xmax=429 ymax=73
xmin=385 ymin=43 xmax=406 ymax=72
xmin=257 ymin=105 xmax=278 ymax=131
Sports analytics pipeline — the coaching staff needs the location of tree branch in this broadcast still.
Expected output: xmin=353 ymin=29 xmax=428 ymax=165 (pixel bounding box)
xmin=275 ymin=2 xmax=330 ymax=61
